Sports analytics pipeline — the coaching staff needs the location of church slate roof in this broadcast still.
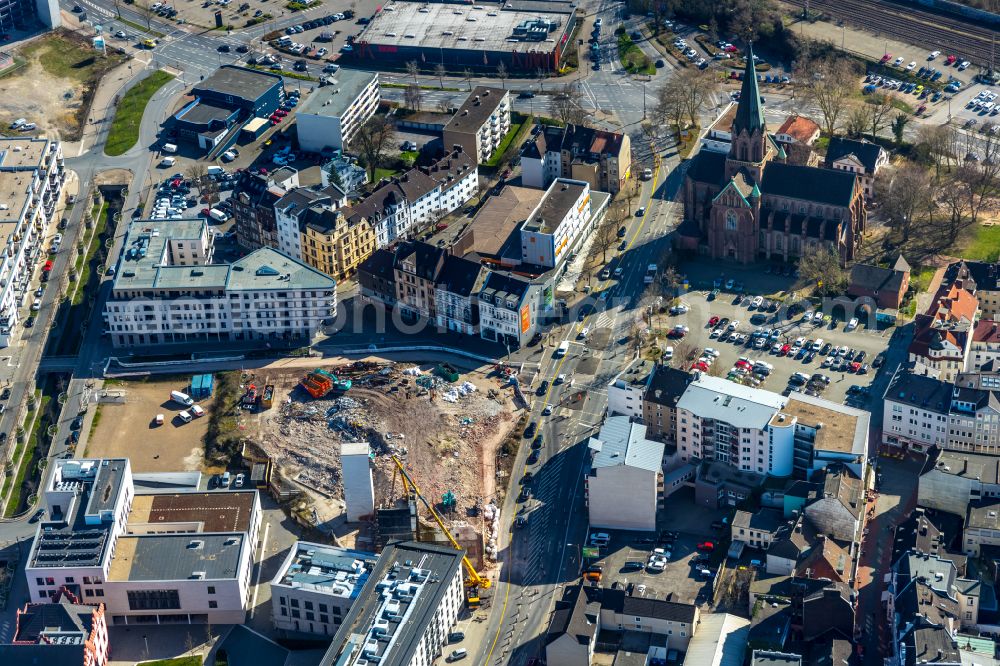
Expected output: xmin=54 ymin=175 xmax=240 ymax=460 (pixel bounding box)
xmin=733 ymin=44 xmax=766 ymax=135
xmin=760 ymin=162 xmax=857 ymax=207
xmin=688 ymin=150 xmax=726 ymax=185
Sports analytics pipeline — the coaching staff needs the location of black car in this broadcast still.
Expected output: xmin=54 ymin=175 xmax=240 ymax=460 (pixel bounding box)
xmin=855 ymin=350 xmax=867 ymax=362
xmin=618 ymin=240 xmax=627 ymax=251
xmin=531 ymin=434 xmax=543 ymax=449
xmin=518 ymin=487 xmax=532 ymax=502
xmin=24 ymin=317 xmax=34 ymax=328
xmin=1 ymin=387 xmax=10 ymax=400
xmin=527 ymin=449 xmax=539 ymax=464
xmin=71 ymin=416 xmax=84 ymax=431
xmin=29 ymin=508 xmax=45 ymax=523
xmin=524 ymin=422 xmax=537 ymax=439
xmin=820 ymin=342 xmax=832 ymax=355
xmin=236 ymin=44 xmax=249 ymax=53
xmin=536 ymin=380 xmax=549 ymax=396
xmin=293 ymin=60 xmax=308 ymax=71
xmin=655 ymin=58 xmax=665 ymax=68
xmin=59 ymin=217 xmax=68 ymax=230
xmin=622 ymin=561 xmax=644 ymax=571
xmin=518 ymin=91 xmax=535 ymax=99
xmin=217 ymin=44 xmax=230 ymax=52
xmin=873 ymin=353 xmax=885 ymax=368
xmin=617 ymin=226 xmax=627 ymax=238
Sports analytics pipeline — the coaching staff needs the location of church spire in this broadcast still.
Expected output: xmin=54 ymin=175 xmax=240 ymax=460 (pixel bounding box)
xmin=732 ymin=43 xmax=766 ymax=135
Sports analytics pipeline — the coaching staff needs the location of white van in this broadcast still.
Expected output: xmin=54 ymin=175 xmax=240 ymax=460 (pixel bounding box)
xmin=178 ymin=410 xmax=193 ymax=423
xmin=555 ymin=341 xmax=569 ymax=357
xmin=161 ymin=142 xmax=177 ymax=153
xmin=191 ymin=404 xmax=205 ymax=418
xmin=208 ymin=208 xmax=228 ymax=222
xmin=170 ymin=390 xmax=194 ymax=406
xmin=206 ymin=165 xmax=225 ymax=177
xmin=160 ymin=156 xmax=176 ymax=167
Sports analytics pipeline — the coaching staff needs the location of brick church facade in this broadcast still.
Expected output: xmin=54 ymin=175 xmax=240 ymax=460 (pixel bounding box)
xmin=678 ymin=47 xmax=867 ymax=265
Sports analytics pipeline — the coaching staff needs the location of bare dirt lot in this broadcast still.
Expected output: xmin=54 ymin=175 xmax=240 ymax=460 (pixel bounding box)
xmin=242 ymin=359 xmax=520 ymax=519
xmin=87 ymin=378 xmax=214 ymax=473
xmin=0 ymin=29 xmax=127 ymax=141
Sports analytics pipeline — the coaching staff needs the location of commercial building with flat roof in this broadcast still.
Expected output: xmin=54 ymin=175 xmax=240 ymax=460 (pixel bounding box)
xmin=352 ymin=1 xmax=577 ymax=72
xmin=587 ymin=416 xmax=665 ymax=531
xmin=0 ymin=137 xmax=64 ymax=346
xmin=520 ymin=178 xmax=598 ymax=269
xmin=443 ymin=87 xmax=511 ymax=163
xmin=319 ymin=541 xmax=466 ymax=666
xmin=104 ymin=219 xmax=336 ymax=348
xmin=296 ymin=70 xmax=380 ymax=154
xmin=271 ymin=541 xmax=378 ymax=637
xmin=174 ymin=66 xmax=284 ymax=150
xmin=25 ymin=459 xmax=262 ymax=625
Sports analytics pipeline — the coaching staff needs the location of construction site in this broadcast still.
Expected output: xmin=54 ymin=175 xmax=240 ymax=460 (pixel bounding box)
xmin=237 ymin=357 xmax=526 ymax=591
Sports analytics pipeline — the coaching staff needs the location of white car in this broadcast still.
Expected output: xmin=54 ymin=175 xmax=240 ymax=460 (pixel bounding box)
xmin=893 ymin=56 xmax=904 ymax=66
xmin=846 ymin=317 xmax=859 ymax=331
xmin=959 ymin=60 xmax=970 ymax=70
xmin=222 ymin=150 xmax=237 ymax=162
xmin=905 ymin=61 xmax=916 ymax=70
xmin=793 ymin=336 xmax=806 ymax=347
xmin=929 ymin=50 xmax=940 ymax=60
xmin=751 ymin=296 xmax=764 ymax=309
xmin=30 ymin=298 xmax=41 ymax=310
xmin=727 ymin=320 xmax=740 ymax=331
xmin=663 ymin=346 xmax=674 ymax=359
xmin=704 ymin=347 xmax=720 ymax=358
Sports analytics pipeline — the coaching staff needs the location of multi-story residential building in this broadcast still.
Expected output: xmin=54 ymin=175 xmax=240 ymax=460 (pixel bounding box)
xmin=607 ymin=358 xmax=655 ymax=421
xmin=676 ymin=377 xmax=868 ymax=479
xmin=300 ymin=206 xmax=375 ymax=280
xmin=357 ymin=248 xmax=397 ymax=308
xmin=887 ymin=550 xmax=980 ymax=649
xmin=1 ymin=588 xmax=108 ymax=666
xmin=882 ymin=367 xmax=953 ymax=451
xmin=434 ymin=254 xmax=485 ymax=335
xmin=0 ymin=137 xmax=64 ymax=346
xmin=919 ymin=448 xmax=1000 ymax=520
xmin=393 ymin=241 xmax=447 ymax=321
xmin=824 ymin=136 xmax=889 ymax=198
xmin=586 ymin=416 xmax=665 ymax=531
xmin=25 ymin=459 xmax=261 ymax=625
xmin=642 ymin=365 xmax=694 ymax=445
xmin=271 ymin=541 xmax=379 ymax=638
xmin=967 ymin=319 xmax=1000 ymax=372
xmin=353 ymin=149 xmax=478 ymax=248
xmin=732 ymin=509 xmax=785 ymax=550
xmin=105 ymin=219 xmax=335 ymax=347
xmin=773 ymin=115 xmax=821 ymax=165
xmin=0 ymin=0 xmax=59 ymax=31
xmin=519 ymin=178 xmax=592 ymax=269
xmin=442 ymin=87 xmax=511 ymax=164
xmin=945 ymin=260 xmax=1000 ymax=319
xmin=964 ymin=498 xmax=1000 ymax=557
xmin=231 ymin=169 xmax=291 ymax=252
xmin=477 ymin=271 xmax=539 ymax=349
xmin=909 ymin=282 xmax=979 ymax=382
xmin=801 ymin=464 xmax=863 ymax=547
xmin=274 ymin=185 xmax=347 ymax=261
xmin=521 ymin=123 xmax=632 ymax=194
xmin=947 ymin=377 xmax=1000 ymax=452
xmin=295 ymin=70 xmax=380 ymax=153
xmin=319 ymin=541 xmax=465 ymax=666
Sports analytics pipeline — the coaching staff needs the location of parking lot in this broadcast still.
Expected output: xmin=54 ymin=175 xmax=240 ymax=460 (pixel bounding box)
xmin=659 ymin=270 xmax=895 ymax=408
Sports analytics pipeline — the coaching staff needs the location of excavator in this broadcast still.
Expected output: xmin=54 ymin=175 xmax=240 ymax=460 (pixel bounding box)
xmin=389 ymin=455 xmax=491 ymax=607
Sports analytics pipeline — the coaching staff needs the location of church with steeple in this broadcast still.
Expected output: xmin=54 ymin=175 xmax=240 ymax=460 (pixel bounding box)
xmin=679 ymin=46 xmax=867 ymax=265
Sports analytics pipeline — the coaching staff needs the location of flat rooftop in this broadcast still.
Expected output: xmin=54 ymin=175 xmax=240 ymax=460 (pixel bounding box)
xmin=778 ymin=395 xmax=869 ymax=455
xmin=444 ymin=87 xmax=507 ymax=134
xmin=321 ymin=541 xmax=465 ymax=666
xmin=177 ymin=100 xmax=236 ymax=126
xmin=522 ymin=179 xmax=587 ymax=234
xmin=273 ymin=541 xmax=378 ymax=599
xmin=297 ymin=69 xmax=377 ymax=119
xmin=109 ymin=533 xmax=245 ymax=582
xmin=0 ymin=138 xmax=48 ymax=169
xmin=459 ymin=185 xmax=541 ymax=258
xmin=360 ymin=1 xmax=569 ymax=54
xmin=0 ymin=171 xmax=33 ymax=224
xmin=127 ymin=491 xmax=256 ymax=533
xmin=193 ymin=65 xmax=281 ymax=102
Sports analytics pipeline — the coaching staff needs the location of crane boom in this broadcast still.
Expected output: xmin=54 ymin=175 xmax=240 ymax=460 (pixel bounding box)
xmin=390 ymin=456 xmax=491 ymax=591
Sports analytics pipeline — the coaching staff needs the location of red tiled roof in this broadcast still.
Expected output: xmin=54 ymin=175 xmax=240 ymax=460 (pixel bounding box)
xmin=776 ymin=115 xmax=820 ymax=144
xmin=932 ymin=284 xmax=979 ymax=323
xmin=974 ymin=319 xmax=1000 ymax=344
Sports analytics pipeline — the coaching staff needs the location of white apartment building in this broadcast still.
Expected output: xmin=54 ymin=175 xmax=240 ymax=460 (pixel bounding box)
xmin=519 ymin=179 xmax=591 ymax=269
xmin=477 ymin=271 xmax=539 ymax=349
xmin=296 ymin=70 xmax=380 ymax=153
xmin=105 ymin=219 xmax=336 ymax=348
xmin=0 ymin=137 xmax=64 ymax=345
xmin=320 ymin=541 xmax=466 ymax=666
xmin=607 ymin=359 xmax=655 ymax=421
xmin=442 ymin=87 xmax=511 ymax=163
xmin=586 ymin=417 xmax=664 ymax=531
xmin=677 ymin=376 xmax=869 ymax=479
xmin=26 ymin=459 xmax=261 ymax=625
xmin=354 ymin=149 xmax=478 ymax=249
xmin=271 ymin=541 xmax=379 ymax=637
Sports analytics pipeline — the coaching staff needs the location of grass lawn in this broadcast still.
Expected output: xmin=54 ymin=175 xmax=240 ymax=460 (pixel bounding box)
xmin=617 ymin=34 xmax=656 ymax=75
xmin=73 ymin=202 xmax=109 ymax=305
xmin=105 ymin=71 xmax=175 ymax=156
xmin=143 ymin=658 xmax=202 ymax=666
xmin=399 ymin=150 xmax=419 ymax=165
xmin=3 ymin=388 xmax=50 ymax=517
xmin=910 ymin=265 xmax=937 ymax=293
xmin=22 ymin=32 xmax=124 ymax=82
xmin=961 ymin=224 xmax=1000 ymax=261
xmin=483 ymin=112 xmax=530 ymax=168
xmin=373 ymin=167 xmax=400 ymax=182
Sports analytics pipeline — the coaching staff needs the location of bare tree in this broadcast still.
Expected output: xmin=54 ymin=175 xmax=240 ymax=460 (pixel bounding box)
xmin=350 ymin=115 xmax=397 ymax=181
xmin=136 ymin=0 xmax=154 ymax=29
xmin=796 ymin=55 xmax=859 ymax=138
xmin=670 ymin=340 xmax=697 ymax=369
xmin=936 ymin=172 xmax=974 ymax=244
xmin=463 ymin=68 xmax=474 ymax=92
xmin=593 ymin=214 xmax=620 ymax=264
xmin=654 ymin=81 xmax=687 ymax=134
xmin=798 ymin=245 xmax=848 ymax=295
xmin=496 ymin=62 xmax=508 ymax=89
xmin=405 ymin=60 xmax=420 ymax=83
xmin=863 ymin=92 xmax=896 ymax=141
xmin=876 ymin=162 xmax=933 ymax=243
xmin=553 ymin=84 xmax=586 ymax=125
xmin=917 ymin=124 xmax=957 ymax=178
xmin=187 ymin=164 xmax=219 ymax=207
xmin=434 ymin=63 xmax=447 ymax=89
xmin=956 ymin=132 xmax=1000 ymax=224
xmin=678 ymin=67 xmax=718 ymax=128
xmin=844 ymin=105 xmax=868 ymax=139
xmin=403 ymin=83 xmax=423 ymax=111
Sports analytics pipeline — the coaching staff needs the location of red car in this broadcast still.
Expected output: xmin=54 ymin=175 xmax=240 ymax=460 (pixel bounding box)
xmin=735 ymin=360 xmax=751 ymax=369
xmin=697 ymin=541 xmax=715 ymax=552
xmin=42 ymin=260 xmax=53 ymax=272
xmin=275 ymin=109 xmax=288 ymax=117
xmin=880 ymin=53 xmax=892 ymax=63
xmin=200 ymin=207 xmax=211 ymax=217
xmin=780 ymin=343 xmax=791 ymax=356
xmin=708 ymin=316 xmax=720 ymax=327
xmin=850 ymin=362 xmax=862 ymax=373
xmin=946 ymin=54 xmax=957 ymax=65
xmin=667 ymin=329 xmax=686 ymax=339
xmin=170 ymin=178 xmax=182 ymax=188
xmin=724 ymin=44 xmax=738 ymax=53
xmin=691 ymin=362 xmax=709 ymax=371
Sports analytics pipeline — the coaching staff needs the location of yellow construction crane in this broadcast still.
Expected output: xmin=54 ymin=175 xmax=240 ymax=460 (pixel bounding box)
xmin=390 ymin=455 xmax=492 ymax=606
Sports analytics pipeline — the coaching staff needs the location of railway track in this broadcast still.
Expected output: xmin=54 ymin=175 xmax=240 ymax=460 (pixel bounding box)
xmin=783 ymin=0 xmax=998 ymax=67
